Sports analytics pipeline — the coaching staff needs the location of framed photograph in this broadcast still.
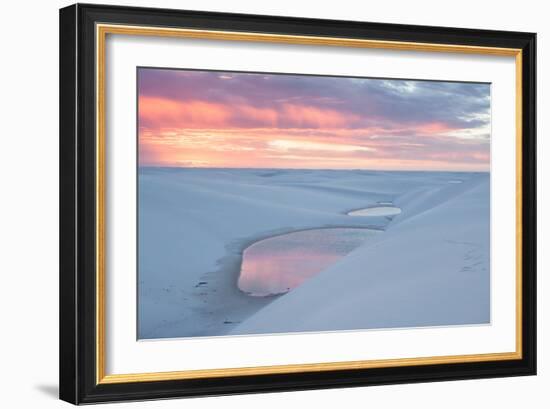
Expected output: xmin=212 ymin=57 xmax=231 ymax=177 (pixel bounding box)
xmin=59 ymin=3 xmax=536 ymax=404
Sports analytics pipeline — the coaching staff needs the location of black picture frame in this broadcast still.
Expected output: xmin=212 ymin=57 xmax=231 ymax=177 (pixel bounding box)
xmin=60 ymin=3 xmax=536 ymax=404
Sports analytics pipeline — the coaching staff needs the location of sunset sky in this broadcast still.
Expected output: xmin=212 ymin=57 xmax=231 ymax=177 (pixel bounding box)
xmin=138 ymin=68 xmax=490 ymax=171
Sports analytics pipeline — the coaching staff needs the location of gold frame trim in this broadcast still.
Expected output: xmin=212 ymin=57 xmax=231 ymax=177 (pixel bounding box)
xmin=95 ymin=23 xmax=523 ymax=385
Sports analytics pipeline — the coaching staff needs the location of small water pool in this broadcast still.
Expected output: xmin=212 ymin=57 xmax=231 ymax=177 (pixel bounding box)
xmin=347 ymin=206 xmax=402 ymax=217
xmin=238 ymin=228 xmax=379 ymax=297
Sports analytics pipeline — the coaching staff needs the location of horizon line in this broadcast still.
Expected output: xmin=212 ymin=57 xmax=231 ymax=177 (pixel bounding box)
xmin=138 ymin=165 xmax=489 ymax=173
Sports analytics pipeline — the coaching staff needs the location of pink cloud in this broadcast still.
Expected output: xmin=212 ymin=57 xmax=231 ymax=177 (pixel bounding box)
xmin=139 ymin=97 xmax=232 ymax=129
xmin=280 ymin=103 xmax=362 ymax=128
xmin=235 ymin=105 xmax=278 ymax=127
xmin=139 ymin=97 xmax=365 ymax=131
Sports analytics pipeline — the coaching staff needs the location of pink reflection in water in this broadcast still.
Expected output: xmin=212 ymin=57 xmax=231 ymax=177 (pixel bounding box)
xmin=238 ymin=228 xmax=378 ymax=296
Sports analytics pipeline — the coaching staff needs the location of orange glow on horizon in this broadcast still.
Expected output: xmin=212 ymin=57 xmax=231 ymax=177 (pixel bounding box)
xmin=139 ymin=127 xmax=489 ymax=172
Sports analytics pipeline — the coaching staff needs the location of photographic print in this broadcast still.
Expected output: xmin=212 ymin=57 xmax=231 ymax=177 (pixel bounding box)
xmin=60 ymin=6 xmax=536 ymax=403
xmin=137 ymin=68 xmax=491 ymax=340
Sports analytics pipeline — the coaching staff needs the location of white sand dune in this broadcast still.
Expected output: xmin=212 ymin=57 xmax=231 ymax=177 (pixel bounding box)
xmin=231 ymin=176 xmax=489 ymax=335
xmin=138 ymin=168 xmax=489 ymax=339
